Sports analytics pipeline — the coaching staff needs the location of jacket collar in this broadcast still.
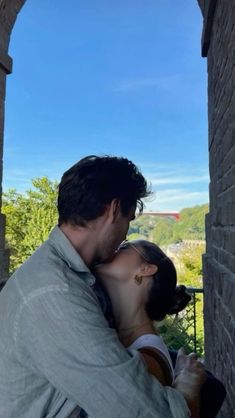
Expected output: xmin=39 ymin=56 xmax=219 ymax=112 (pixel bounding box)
xmin=48 ymin=226 xmax=93 ymax=276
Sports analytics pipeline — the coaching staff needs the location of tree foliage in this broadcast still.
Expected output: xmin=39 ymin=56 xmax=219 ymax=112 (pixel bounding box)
xmin=150 ymin=218 xmax=174 ymax=245
xmin=172 ymin=205 xmax=208 ymax=242
xmin=177 ymin=243 xmax=205 ymax=354
xmin=2 ymin=177 xmax=58 ymax=273
xmin=128 ymin=204 xmax=208 ymax=246
xmin=157 ymin=242 xmax=206 ymax=356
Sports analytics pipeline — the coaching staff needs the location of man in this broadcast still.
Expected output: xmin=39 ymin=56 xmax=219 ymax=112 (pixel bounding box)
xmin=0 ymin=155 xmax=203 ymax=417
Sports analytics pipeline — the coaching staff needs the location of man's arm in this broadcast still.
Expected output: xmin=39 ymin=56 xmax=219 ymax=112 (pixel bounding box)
xmin=16 ymin=283 xmax=190 ymax=418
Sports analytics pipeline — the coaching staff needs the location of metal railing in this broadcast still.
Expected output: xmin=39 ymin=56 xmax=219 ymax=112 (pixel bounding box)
xmin=157 ymin=287 xmax=204 ymax=355
xmin=186 ymin=287 xmax=204 ymax=353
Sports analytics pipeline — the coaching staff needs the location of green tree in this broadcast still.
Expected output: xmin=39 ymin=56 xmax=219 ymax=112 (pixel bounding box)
xmin=151 ymin=217 xmax=174 ymax=245
xmin=172 ymin=204 xmax=208 ymax=242
xmin=127 ymin=232 xmax=146 ymax=241
xmin=176 ymin=243 xmax=205 ymax=355
xmin=179 ymin=244 xmax=205 ymax=281
xmin=128 ymin=215 xmax=159 ymax=238
xmin=2 ymin=177 xmax=58 ymax=273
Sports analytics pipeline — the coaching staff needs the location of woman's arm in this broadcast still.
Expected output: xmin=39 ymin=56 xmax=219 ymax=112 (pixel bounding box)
xmin=173 ymin=349 xmax=206 ymax=418
xmin=138 ymin=346 xmax=205 ymax=418
xmin=121 ymin=324 xmax=206 ymax=418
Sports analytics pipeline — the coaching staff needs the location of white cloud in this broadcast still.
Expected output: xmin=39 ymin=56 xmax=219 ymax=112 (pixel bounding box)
xmin=136 ymin=163 xmax=209 ymax=211
xmin=111 ymin=73 xmax=203 ymax=95
xmin=112 ymin=74 xmax=180 ymax=93
xmin=138 ymin=163 xmax=209 ymax=186
xmin=112 ymin=78 xmax=161 ymax=92
xmin=149 ymin=174 xmax=209 ymax=185
xmin=3 ymin=168 xmax=30 ymax=182
xmin=144 ymin=189 xmax=209 ymax=212
xmin=2 ymin=169 xmax=31 ymax=192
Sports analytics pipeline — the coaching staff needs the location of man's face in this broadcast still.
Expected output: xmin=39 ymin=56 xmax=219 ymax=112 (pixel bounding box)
xmin=98 ymin=206 xmax=136 ymax=263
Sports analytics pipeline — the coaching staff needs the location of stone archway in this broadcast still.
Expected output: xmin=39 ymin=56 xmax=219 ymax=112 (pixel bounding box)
xmin=0 ymin=2 xmax=235 ymax=416
xmin=0 ymin=0 xmax=26 ymax=288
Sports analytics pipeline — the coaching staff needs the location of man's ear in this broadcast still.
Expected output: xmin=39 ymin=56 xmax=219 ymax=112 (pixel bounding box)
xmin=108 ymin=198 xmax=121 ymax=223
xmin=140 ymin=263 xmax=158 ymax=277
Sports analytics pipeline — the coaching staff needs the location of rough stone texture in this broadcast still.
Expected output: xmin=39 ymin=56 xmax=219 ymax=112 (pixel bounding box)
xmin=202 ymin=1 xmax=235 ymax=416
xmin=0 ymin=0 xmax=26 ymax=51
xmin=0 ymin=1 xmax=26 ymax=286
xmin=0 ymin=247 xmax=9 ymax=290
xmin=0 ymin=67 xmax=8 ymax=284
xmin=197 ymin=0 xmax=205 ymax=13
xmin=0 ymin=1 xmax=234 ymax=415
xmin=0 ymin=69 xmax=7 ymax=180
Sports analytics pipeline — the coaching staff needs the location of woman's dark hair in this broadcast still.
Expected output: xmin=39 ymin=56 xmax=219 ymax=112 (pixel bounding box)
xmin=133 ymin=240 xmax=191 ymax=321
xmin=58 ymin=155 xmax=151 ymax=225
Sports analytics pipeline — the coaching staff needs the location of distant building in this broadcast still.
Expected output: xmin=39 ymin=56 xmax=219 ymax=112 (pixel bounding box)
xmin=164 ymin=240 xmax=205 ymax=275
xmin=143 ymin=212 xmax=180 ymax=220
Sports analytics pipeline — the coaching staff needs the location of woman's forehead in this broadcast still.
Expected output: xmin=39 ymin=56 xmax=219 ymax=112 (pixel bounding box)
xmin=118 ymin=240 xmax=150 ymax=263
xmin=118 ymin=240 xmax=169 ymax=264
xmin=119 ymin=239 xmax=142 ymax=247
xmin=118 ymin=240 xmax=140 ymax=250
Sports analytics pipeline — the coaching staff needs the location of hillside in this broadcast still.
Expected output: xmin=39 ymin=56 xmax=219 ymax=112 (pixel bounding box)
xmin=127 ymin=203 xmax=208 ymax=245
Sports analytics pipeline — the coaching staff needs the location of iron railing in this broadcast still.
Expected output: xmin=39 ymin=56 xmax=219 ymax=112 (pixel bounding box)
xmin=186 ymin=287 xmax=204 ymax=353
xmin=157 ymin=287 xmax=204 ymax=355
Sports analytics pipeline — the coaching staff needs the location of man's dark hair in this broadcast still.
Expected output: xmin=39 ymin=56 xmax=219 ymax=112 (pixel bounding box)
xmin=58 ymin=155 xmax=151 ymax=225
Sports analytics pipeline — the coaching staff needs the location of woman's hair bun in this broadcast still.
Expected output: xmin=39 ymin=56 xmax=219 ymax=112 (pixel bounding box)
xmin=167 ymin=285 xmax=191 ymax=315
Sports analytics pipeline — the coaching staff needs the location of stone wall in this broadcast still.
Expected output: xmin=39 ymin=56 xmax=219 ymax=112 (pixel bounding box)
xmin=0 ymin=0 xmax=25 ymax=289
xmin=0 ymin=1 xmax=234 ymax=414
xmin=199 ymin=1 xmax=235 ymax=416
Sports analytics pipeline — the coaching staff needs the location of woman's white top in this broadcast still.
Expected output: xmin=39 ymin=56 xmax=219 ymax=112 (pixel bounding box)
xmin=128 ymin=333 xmax=174 ymax=381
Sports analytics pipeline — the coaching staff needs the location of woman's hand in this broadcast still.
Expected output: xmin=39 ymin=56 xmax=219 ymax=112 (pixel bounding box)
xmin=173 ymin=348 xmax=207 ymax=418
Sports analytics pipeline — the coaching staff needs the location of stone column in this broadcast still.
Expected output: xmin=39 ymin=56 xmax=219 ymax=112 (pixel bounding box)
xmin=0 ymin=48 xmax=12 ymax=289
xmin=0 ymin=0 xmax=26 ymax=289
xmin=198 ymin=1 xmax=235 ymax=416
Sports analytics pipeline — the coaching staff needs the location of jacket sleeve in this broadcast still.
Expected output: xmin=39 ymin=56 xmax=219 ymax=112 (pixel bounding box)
xmin=16 ymin=283 xmax=190 ymax=418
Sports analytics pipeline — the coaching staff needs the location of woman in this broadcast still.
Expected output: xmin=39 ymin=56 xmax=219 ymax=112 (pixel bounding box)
xmin=94 ymin=240 xmax=196 ymax=385
xmin=78 ymin=240 xmax=225 ymax=418
xmin=76 ymin=239 xmax=201 ymax=418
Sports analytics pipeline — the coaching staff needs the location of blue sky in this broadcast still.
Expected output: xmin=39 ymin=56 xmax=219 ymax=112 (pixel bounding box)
xmin=3 ymin=0 xmax=209 ymax=211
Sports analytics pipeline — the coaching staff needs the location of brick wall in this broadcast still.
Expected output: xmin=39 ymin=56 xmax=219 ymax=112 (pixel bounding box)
xmin=200 ymin=1 xmax=235 ymax=416
xmin=0 ymin=0 xmax=25 ymax=288
xmin=0 ymin=0 xmax=234 ymax=414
